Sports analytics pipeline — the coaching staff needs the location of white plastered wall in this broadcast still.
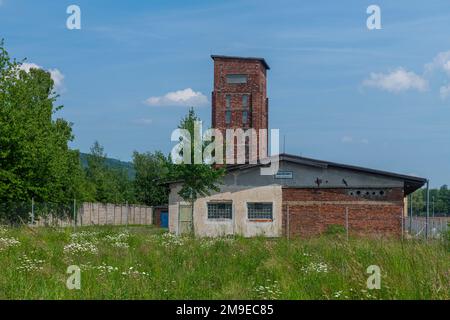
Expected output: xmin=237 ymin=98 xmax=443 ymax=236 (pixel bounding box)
xmin=168 ymin=183 xmax=283 ymax=237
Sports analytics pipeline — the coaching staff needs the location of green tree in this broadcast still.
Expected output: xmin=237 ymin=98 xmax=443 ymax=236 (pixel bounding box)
xmin=437 ymin=185 xmax=450 ymax=214
xmin=170 ymin=108 xmax=225 ymax=231
xmin=0 ymin=41 xmax=87 ymax=222
xmin=411 ymin=188 xmax=425 ymax=216
xmin=410 ymin=185 xmax=450 ymax=217
xmin=85 ymin=141 xmax=117 ymax=203
xmin=84 ymin=141 xmax=135 ymax=204
xmin=111 ymin=166 xmax=136 ymax=204
xmin=133 ymin=151 xmax=170 ymax=206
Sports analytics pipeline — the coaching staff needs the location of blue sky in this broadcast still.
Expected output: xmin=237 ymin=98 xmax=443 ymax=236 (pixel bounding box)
xmin=1 ymin=0 xmax=450 ymax=187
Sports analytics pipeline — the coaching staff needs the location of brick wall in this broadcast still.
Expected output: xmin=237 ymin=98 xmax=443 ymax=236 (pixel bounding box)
xmin=211 ymin=57 xmax=269 ymax=161
xmin=212 ymin=57 xmax=267 ymax=131
xmin=282 ymin=188 xmax=404 ymax=237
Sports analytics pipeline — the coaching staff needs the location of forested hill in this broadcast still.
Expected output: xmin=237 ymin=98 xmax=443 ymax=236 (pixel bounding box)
xmin=80 ymin=153 xmax=136 ymax=178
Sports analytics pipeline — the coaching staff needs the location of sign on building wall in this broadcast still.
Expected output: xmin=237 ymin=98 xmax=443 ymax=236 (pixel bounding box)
xmin=275 ymin=171 xmax=293 ymax=179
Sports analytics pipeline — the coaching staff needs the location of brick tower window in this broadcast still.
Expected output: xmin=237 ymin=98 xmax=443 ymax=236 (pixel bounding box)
xmin=242 ymin=94 xmax=249 ymax=125
xmin=226 ymin=74 xmax=248 ymax=84
xmin=225 ymin=94 xmax=231 ymax=125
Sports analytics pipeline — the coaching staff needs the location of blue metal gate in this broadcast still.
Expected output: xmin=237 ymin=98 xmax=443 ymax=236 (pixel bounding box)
xmin=160 ymin=211 xmax=168 ymax=228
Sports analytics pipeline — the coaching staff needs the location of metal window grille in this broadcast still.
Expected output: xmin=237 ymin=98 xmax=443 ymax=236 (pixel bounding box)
xmin=247 ymin=203 xmax=273 ymax=220
xmin=207 ymin=203 xmax=232 ymax=219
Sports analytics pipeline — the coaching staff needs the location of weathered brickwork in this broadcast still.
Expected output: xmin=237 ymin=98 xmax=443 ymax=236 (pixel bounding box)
xmin=282 ymin=188 xmax=404 ymax=237
xmin=211 ymin=56 xmax=269 ymax=158
xmin=203 ymin=55 xmax=424 ymax=239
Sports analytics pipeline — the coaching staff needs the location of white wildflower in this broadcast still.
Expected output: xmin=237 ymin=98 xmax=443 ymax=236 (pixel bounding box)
xmin=301 ymin=261 xmax=329 ymax=274
xmin=64 ymin=241 xmax=98 ymax=255
xmin=253 ymin=280 xmax=281 ymax=300
xmin=160 ymin=233 xmax=184 ymax=247
xmin=70 ymin=231 xmax=99 ymax=242
xmin=17 ymin=255 xmax=44 ymax=272
xmin=121 ymin=266 xmax=150 ymax=277
xmin=0 ymin=237 xmax=20 ymax=251
xmin=104 ymin=232 xmax=129 ymax=249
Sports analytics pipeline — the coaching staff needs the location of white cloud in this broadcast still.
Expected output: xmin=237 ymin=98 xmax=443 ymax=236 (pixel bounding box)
xmin=424 ymin=50 xmax=450 ymax=100
xmin=48 ymin=68 xmax=64 ymax=90
xmin=363 ymin=68 xmax=428 ymax=93
xmin=440 ymin=85 xmax=450 ymax=100
xmin=18 ymin=62 xmax=65 ymax=91
xmin=133 ymin=118 xmax=153 ymax=125
xmin=425 ymin=50 xmax=450 ymax=76
xmin=145 ymin=88 xmax=208 ymax=107
xmin=341 ymin=136 xmax=353 ymax=143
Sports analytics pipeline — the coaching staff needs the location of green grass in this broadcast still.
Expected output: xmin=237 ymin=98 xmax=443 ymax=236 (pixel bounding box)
xmin=0 ymin=225 xmax=448 ymax=300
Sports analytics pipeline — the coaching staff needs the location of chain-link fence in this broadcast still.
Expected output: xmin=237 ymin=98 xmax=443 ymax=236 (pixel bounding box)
xmin=0 ymin=200 xmax=153 ymax=227
xmin=0 ymin=201 xmax=74 ymax=225
xmin=403 ymin=216 xmax=449 ymax=239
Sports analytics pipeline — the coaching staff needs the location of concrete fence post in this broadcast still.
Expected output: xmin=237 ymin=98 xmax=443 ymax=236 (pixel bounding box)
xmin=409 ymin=194 xmax=413 ymax=234
xmin=150 ymin=207 xmax=153 ymax=225
xmin=79 ymin=203 xmax=83 ymax=227
xmin=126 ymin=201 xmax=129 ymax=228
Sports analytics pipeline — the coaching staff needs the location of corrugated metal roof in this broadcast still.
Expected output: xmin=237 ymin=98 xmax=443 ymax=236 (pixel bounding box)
xmin=226 ymin=153 xmax=427 ymax=195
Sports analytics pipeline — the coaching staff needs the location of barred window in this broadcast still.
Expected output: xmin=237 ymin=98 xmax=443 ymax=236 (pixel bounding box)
xmin=247 ymin=203 xmax=273 ymax=220
xmin=208 ymin=203 xmax=232 ymax=219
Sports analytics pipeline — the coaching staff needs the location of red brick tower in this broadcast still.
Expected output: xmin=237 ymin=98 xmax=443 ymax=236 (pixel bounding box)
xmin=211 ymin=55 xmax=270 ymax=163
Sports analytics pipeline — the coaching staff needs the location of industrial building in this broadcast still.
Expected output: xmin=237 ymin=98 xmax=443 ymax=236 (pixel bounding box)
xmin=168 ymin=55 xmax=426 ymax=237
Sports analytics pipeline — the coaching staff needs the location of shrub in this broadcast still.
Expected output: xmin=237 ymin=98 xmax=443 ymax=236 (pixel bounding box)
xmin=325 ymin=224 xmax=346 ymax=236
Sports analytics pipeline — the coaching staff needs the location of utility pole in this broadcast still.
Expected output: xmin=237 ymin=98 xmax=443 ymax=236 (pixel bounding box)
xmin=409 ymin=194 xmax=413 ymax=233
xmin=425 ymin=180 xmax=430 ymax=240
xmin=31 ymin=197 xmax=35 ymax=225
xmin=432 ymin=196 xmax=435 ymax=218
